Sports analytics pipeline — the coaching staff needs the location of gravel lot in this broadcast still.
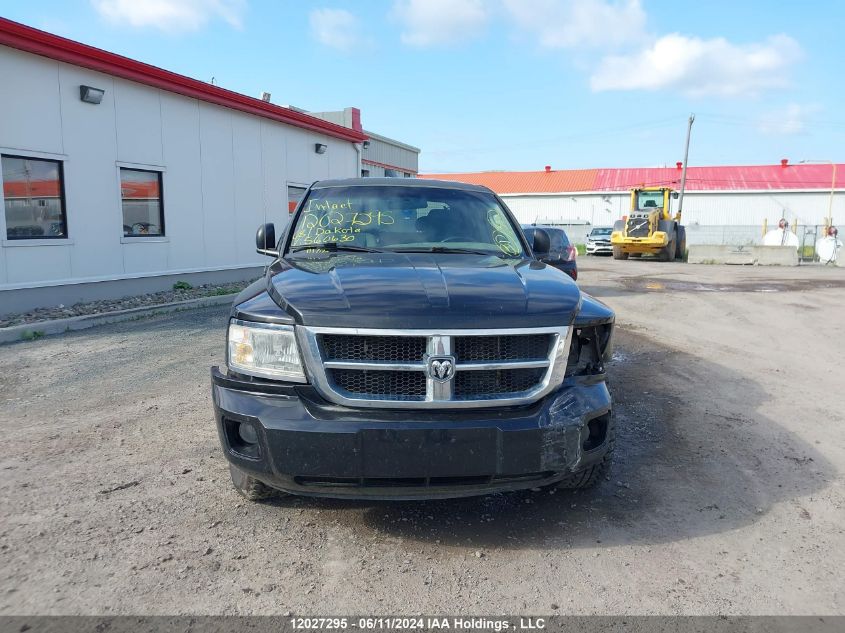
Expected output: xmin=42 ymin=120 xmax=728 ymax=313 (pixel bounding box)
xmin=0 ymin=281 xmax=250 ymax=328
xmin=1 ymin=258 xmax=843 ymax=615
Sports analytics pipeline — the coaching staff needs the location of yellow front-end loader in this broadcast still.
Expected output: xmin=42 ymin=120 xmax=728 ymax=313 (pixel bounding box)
xmin=610 ymin=187 xmax=686 ymax=261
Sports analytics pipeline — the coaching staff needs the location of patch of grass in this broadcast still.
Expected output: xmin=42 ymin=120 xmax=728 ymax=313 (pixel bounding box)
xmin=21 ymin=330 xmax=45 ymax=341
xmin=574 ymin=243 xmax=586 ymax=256
xmin=209 ymin=286 xmax=238 ymax=296
xmin=172 ymin=281 xmax=193 ymax=290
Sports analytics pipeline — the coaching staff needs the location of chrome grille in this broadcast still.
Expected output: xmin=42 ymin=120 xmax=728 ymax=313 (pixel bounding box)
xmin=297 ymin=326 xmax=571 ymax=409
xmin=454 ymin=368 xmax=548 ymax=400
xmin=454 ymin=334 xmax=551 ymax=362
xmin=322 ymin=334 xmax=426 ymax=362
xmin=329 ymin=369 xmax=427 ymax=400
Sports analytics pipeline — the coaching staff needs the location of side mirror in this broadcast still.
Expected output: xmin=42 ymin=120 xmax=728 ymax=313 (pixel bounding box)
xmin=672 ymin=191 xmax=680 ymax=199
xmin=256 ymin=223 xmax=278 ymax=257
xmin=531 ymin=228 xmax=551 ymax=259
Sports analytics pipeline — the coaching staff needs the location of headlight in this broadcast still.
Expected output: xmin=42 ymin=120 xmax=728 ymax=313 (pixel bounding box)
xmin=227 ymin=319 xmax=306 ymax=382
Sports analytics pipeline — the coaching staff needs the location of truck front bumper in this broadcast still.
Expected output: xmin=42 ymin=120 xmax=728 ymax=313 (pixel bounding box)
xmin=610 ymin=230 xmax=669 ymax=253
xmin=211 ymin=367 xmax=613 ymax=500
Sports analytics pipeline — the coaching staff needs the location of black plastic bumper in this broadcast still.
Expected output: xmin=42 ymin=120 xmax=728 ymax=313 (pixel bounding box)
xmin=211 ymin=367 xmax=612 ymax=500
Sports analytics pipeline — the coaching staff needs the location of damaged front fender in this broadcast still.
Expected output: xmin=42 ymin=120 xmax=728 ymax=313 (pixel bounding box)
xmin=538 ymin=380 xmax=613 ymax=472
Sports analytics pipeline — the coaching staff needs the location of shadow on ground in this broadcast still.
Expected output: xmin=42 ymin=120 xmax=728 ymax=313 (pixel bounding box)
xmin=267 ymin=329 xmax=831 ymax=550
xmin=2 ymin=307 xmax=830 ymax=555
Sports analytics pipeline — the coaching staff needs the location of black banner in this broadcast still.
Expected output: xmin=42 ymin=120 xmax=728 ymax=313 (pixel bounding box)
xmin=0 ymin=617 xmax=841 ymax=633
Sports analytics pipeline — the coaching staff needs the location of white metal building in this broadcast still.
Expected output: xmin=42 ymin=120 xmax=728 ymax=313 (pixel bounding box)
xmin=311 ymin=108 xmax=420 ymax=178
xmin=0 ymin=18 xmax=367 ymax=314
xmin=422 ymin=163 xmax=844 ymax=245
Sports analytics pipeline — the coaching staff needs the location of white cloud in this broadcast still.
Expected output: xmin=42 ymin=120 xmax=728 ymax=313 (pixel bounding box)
xmin=91 ymin=0 xmax=246 ymax=33
xmin=590 ymin=33 xmax=803 ymax=97
xmin=503 ymin=0 xmax=645 ymax=49
xmin=392 ymin=0 xmax=489 ymax=47
xmin=758 ymin=103 xmax=820 ymax=135
xmin=309 ymin=8 xmax=373 ymax=53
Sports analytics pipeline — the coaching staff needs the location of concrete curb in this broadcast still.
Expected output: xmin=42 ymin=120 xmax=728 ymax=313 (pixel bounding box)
xmin=0 ymin=293 xmax=236 ymax=345
xmin=687 ymin=244 xmax=799 ymax=266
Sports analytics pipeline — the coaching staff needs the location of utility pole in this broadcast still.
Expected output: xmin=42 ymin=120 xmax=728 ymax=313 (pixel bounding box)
xmin=677 ymin=114 xmax=695 ymax=220
xmin=799 ymin=159 xmax=836 ymax=232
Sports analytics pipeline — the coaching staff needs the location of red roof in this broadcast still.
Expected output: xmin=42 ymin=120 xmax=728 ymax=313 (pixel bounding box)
xmin=0 ymin=18 xmax=367 ymax=144
xmin=4 ymin=179 xmax=160 ymax=198
xmin=421 ymin=169 xmax=597 ymax=194
xmin=3 ymin=179 xmax=61 ymax=198
xmin=594 ymin=163 xmax=843 ymax=192
xmin=422 ymin=163 xmax=843 ymax=194
xmin=121 ymin=181 xmax=160 ymax=198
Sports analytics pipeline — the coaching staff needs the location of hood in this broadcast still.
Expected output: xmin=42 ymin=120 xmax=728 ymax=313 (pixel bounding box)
xmin=266 ymin=253 xmax=581 ymax=329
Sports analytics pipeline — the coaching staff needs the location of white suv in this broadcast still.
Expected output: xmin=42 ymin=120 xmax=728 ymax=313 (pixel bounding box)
xmin=586 ymin=227 xmax=613 ymax=255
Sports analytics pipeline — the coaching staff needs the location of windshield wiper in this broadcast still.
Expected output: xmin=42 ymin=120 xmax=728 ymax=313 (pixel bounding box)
xmin=390 ymin=246 xmax=515 ymax=257
xmin=289 ymin=243 xmax=382 ymax=254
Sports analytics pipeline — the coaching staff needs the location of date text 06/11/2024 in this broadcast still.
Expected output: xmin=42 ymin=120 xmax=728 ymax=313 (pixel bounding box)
xmin=288 ymin=618 xmax=547 ymax=631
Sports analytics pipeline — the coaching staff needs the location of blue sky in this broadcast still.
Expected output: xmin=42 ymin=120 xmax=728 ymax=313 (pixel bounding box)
xmin=2 ymin=0 xmax=843 ymax=173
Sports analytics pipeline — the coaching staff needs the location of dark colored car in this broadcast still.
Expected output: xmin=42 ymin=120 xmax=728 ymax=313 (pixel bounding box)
xmin=522 ymin=225 xmax=578 ymax=280
xmin=211 ymin=179 xmax=615 ymax=501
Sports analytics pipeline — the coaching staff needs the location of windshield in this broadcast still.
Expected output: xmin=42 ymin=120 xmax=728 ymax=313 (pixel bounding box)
xmin=636 ymin=190 xmax=664 ymax=210
xmin=287 ymin=185 xmax=525 ymax=257
xmin=590 ymin=228 xmax=612 ymax=237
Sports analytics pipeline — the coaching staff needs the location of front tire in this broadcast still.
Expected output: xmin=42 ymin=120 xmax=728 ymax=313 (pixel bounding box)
xmin=676 ymin=226 xmax=687 ymax=261
xmin=229 ymin=464 xmax=282 ymax=501
xmin=659 ymin=239 xmax=676 ymax=262
xmin=612 ymin=246 xmax=629 ymax=260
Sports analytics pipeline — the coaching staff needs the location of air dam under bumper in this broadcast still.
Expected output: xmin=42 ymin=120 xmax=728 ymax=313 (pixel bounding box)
xmin=211 ymin=368 xmax=612 ymax=500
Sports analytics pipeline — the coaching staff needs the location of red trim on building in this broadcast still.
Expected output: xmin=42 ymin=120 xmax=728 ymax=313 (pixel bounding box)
xmin=362 ymin=158 xmax=417 ymax=174
xmin=0 ymin=18 xmax=368 ymax=144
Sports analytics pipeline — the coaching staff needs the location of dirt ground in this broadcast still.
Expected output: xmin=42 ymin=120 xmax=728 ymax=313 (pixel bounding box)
xmin=1 ymin=258 xmax=843 ymax=616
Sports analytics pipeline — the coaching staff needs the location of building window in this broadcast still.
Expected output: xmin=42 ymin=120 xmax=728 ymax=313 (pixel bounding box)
xmin=361 ymin=169 xmax=370 ymax=177
xmin=288 ymin=185 xmax=307 ymax=214
xmin=2 ymin=154 xmax=67 ymax=240
xmin=121 ymin=168 xmax=164 ymax=236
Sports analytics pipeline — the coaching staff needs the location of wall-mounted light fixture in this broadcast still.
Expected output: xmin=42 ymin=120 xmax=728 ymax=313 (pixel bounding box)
xmin=79 ymin=85 xmax=105 ymax=104
xmin=362 ymin=140 xmax=370 ymax=149
xmin=315 ymin=143 xmax=327 ymax=154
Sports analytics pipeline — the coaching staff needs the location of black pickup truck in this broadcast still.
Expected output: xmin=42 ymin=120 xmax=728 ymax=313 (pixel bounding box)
xmin=211 ymin=178 xmax=615 ymax=501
